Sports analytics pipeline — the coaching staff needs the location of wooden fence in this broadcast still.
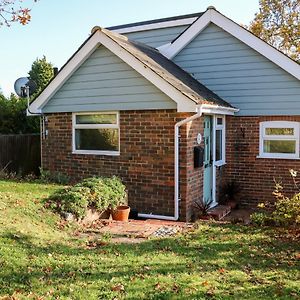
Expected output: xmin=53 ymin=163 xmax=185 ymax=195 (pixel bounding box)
xmin=0 ymin=134 xmax=41 ymax=176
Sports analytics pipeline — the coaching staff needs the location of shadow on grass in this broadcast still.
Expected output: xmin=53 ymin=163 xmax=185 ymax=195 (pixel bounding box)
xmin=0 ymin=223 xmax=299 ymax=299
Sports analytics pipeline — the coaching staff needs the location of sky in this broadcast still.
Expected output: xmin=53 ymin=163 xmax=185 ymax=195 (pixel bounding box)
xmin=0 ymin=0 xmax=259 ymax=96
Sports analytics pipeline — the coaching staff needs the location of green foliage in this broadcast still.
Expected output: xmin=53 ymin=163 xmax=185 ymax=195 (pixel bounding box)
xmin=251 ymin=170 xmax=300 ymax=227
xmin=272 ymin=181 xmax=300 ymax=226
xmin=250 ymin=212 xmax=271 ymax=226
xmin=75 ymin=176 xmax=126 ymax=211
xmin=0 ymin=56 xmax=53 ymax=134
xmin=28 ymin=56 xmax=54 ymax=97
xmin=0 ymin=93 xmax=39 ymax=134
xmin=248 ymin=0 xmax=300 ymax=62
xmin=39 ymin=167 xmax=70 ymax=185
xmin=46 ymin=176 xmax=126 ymax=219
xmin=46 ymin=186 xmax=90 ymax=219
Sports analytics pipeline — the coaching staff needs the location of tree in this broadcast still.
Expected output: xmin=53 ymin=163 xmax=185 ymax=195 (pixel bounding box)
xmin=0 ymin=0 xmax=38 ymax=27
xmin=0 ymin=56 xmax=54 ymax=134
xmin=0 ymin=93 xmax=39 ymax=133
xmin=28 ymin=56 xmax=54 ymax=97
xmin=248 ymin=0 xmax=300 ymax=62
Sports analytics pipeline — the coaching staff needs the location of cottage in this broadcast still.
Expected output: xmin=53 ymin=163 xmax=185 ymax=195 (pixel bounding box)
xmin=29 ymin=7 xmax=300 ymax=221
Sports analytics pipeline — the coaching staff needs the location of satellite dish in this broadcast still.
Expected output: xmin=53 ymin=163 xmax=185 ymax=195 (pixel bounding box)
xmin=14 ymin=77 xmax=37 ymax=98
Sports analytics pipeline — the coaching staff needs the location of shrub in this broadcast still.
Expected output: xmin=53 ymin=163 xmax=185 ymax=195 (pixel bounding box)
xmin=75 ymin=176 xmax=126 ymax=211
xmin=250 ymin=212 xmax=271 ymax=226
xmin=46 ymin=186 xmax=90 ymax=219
xmin=39 ymin=167 xmax=70 ymax=185
xmin=251 ymin=169 xmax=300 ymax=227
xmin=272 ymin=190 xmax=300 ymax=226
xmin=45 ymin=176 xmax=127 ymax=220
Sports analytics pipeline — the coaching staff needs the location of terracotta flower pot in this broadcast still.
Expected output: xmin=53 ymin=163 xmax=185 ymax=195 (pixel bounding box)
xmin=112 ymin=205 xmax=130 ymax=222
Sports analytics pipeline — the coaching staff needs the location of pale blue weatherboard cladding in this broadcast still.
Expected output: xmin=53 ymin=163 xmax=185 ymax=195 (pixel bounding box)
xmin=42 ymin=46 xmax=176 ymax=113
xmin=173 ymin=24 xmax=300 ymax=116
xmin=125 ymin=25 xmax=188 ymax=48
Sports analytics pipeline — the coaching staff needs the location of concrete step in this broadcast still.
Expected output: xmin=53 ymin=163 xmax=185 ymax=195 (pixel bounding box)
xmin=208 ymin=205 xmax=231 ymax=220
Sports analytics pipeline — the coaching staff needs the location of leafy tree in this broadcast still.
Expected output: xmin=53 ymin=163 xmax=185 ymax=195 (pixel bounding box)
xmin=248 ymin=0 xmax=300 ymax=62
xmin=0 ymin=93 xmax=39 ymax=133
xmin=0 ymin=56 xmax=53 ymax=134
xmin=0 ymin=0 xmax=38 ymax=27
xmin=28 ymin=56 xmax=54 ymax=97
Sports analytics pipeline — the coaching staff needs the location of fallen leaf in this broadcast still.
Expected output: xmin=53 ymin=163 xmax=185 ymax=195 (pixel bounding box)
xmin=111 ymin=284 xmax=125 ymax=292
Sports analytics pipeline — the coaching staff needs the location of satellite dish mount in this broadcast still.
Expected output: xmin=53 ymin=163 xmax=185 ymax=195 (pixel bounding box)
xmin=14 ymin=77 xmax=37 ymax=114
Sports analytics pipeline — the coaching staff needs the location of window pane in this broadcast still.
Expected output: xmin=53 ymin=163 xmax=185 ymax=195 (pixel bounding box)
xmin=217 ymin=118 xmax=223 ymax=125
xmin=216 ymin=129 xmax=222 ymax=161
xmin=263 ymin=140 xmax=296 ymax=154
xmin=76 ymin=114 xmax=117 ymax=125
xmin=75 ymin=129 xmax=119 ymax=151
xmin=265 ymin=128 xmax=294 ymax=135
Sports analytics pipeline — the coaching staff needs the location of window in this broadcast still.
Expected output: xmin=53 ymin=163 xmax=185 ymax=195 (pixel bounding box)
xmin=259 ymin=121 xmax=299 ymax=159
xmin=72 ymin=112 xmax=120 ymax=155
xmin=214 ymin=116 xmax=225 ymax=166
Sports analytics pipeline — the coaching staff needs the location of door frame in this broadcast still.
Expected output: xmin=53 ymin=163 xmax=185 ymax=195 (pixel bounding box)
xmin=203 ymin=114 xmax=226 ymax=207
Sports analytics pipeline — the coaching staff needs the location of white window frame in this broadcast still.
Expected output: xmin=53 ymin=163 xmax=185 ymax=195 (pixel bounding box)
xmin=213 ymin=115 xmax=226 ymax=167
xmin=259 ymin=121 xmax=299 ymax=159
xmin=72 ymin=111 xmax=120 ymax=156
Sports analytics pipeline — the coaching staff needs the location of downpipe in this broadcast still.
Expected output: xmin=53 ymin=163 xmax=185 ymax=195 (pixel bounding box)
xmin=138 ymin=105 xmax=203 ymax=221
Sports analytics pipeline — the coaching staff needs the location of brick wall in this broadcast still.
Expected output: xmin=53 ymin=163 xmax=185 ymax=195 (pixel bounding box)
xmin=42 ymin=110 xmax=204 ymax=221
xmin=226 ymin=115 xmax=300 ymax=207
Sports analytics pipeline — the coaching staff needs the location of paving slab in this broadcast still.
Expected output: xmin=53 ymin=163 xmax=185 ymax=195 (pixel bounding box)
xmin=82 ymin=219 xmax=192 ymax=241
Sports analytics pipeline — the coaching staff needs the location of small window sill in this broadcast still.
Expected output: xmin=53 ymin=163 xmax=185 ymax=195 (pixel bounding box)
xmin=214 ymin=161 xmax=226 ymax=167
xmin=256 ymin=155 xmax=300 ymax=160
xmin=72 ymin=150 xmax=120 ymax=156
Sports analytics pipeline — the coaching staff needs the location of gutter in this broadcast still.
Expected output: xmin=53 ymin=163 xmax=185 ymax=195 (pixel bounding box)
xmin=138 ymin=105 xmax=203 ymax=221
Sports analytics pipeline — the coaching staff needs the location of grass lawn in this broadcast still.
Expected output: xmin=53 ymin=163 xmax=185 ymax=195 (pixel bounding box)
xmin=0 ymin=180 xmax=299 ymax=299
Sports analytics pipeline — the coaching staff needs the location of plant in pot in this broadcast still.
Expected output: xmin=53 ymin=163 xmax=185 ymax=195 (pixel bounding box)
xmin=194 ymin=198 xmax=213 ymax=220
xmin=102 ymin=176 xmax=129 ymax=222
xmin=75 ymin=176 xmax=128 ymax=221
xmin=219 ymin=181 xmax=241 ymax=209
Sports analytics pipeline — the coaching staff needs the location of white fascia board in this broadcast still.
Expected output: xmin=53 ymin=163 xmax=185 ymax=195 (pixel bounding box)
xmin=161 ymin=9 xmax=300 ymax=81
xmin=161 ymin=10 xmax=212 ymax=59
xmin=113 ymin=17 xmax=197 ymax=34
xmin=97 ymin=31 xmax=196 ymax=112
xmin=29 ymin=33 xmax=101 ymax=114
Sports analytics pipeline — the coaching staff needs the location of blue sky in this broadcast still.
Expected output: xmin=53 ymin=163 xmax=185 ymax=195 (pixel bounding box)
xmin=0 ymin=0 xmax=259 ymax=96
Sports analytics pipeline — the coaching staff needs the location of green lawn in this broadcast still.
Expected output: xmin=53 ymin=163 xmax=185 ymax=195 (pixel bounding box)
xmin=0 ymin=180 xmax=299 ymax=299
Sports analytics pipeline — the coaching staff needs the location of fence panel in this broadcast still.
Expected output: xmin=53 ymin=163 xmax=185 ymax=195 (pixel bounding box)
xmin=0 ymin=134 xmax=41 ymax=176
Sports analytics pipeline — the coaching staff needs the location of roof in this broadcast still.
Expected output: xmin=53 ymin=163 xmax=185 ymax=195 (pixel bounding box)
xmin=107 ymin=12 xmax=203 ymax=31
xmin=29 ymin=23 xmax=234 ymax=114
xmin=160 ymin=8 xmax=300 ymax=80
xmin=100 ymin=28 xmax=232 ymax=108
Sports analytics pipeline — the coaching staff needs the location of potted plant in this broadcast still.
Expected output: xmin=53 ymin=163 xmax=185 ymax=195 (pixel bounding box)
xmin=193 ymin=199 xmax=213 ymax=220
xmin=76 ymin=176 xmax=129 ymax=221
xmin=102 ymin=177 xmax=130 ymax=222
xmin=219 ymin=181 xmax=240 ymax=209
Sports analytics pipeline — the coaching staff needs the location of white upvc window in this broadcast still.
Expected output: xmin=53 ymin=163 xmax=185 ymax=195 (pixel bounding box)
xmin=214 ymin=115 xmax=226 ymax=166
xmin=259 ymin=121 xmax=299 ymax=159
xmin=72 ymin=112 xmax=120 ymax=156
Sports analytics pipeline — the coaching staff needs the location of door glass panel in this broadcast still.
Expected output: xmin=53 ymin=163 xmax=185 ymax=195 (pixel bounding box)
xmin=216 ymin=129 xmax=222 ymax=161
xmin=217 ymin=118 xmax=223 ymax=125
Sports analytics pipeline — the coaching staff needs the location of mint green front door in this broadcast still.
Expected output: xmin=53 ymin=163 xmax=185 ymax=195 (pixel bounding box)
xmin=203 ymin=115 xmax=213 ymax=204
